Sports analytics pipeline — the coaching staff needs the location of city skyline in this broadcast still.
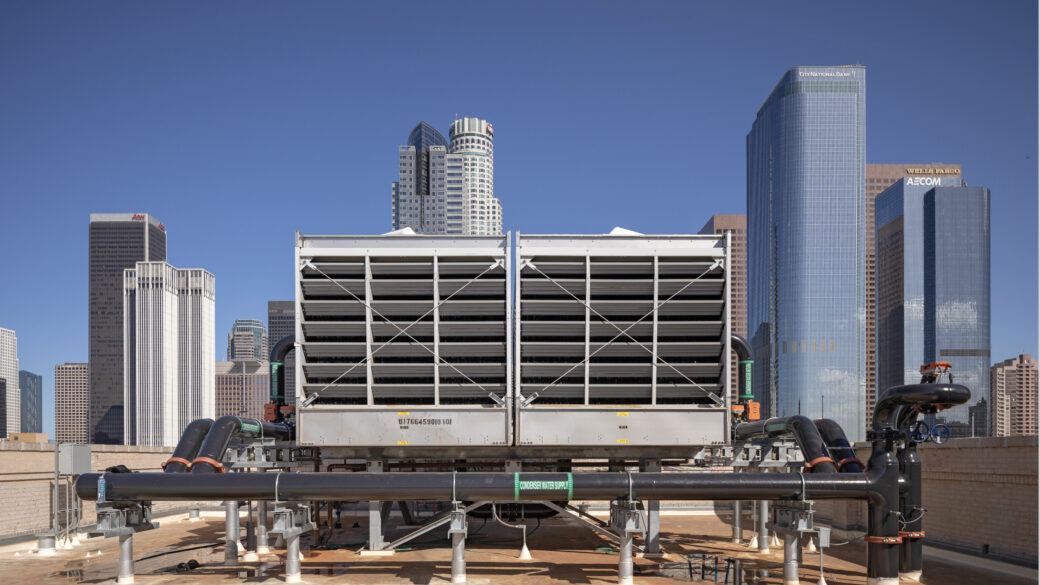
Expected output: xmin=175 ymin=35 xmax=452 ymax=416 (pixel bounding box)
xmin=0 ymin=2 xmax=1035 ymax=438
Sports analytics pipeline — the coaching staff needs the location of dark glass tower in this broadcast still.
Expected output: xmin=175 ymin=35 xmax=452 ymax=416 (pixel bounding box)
xmin=877 ymin=181 xmax=990 ymax=437
xmin=747 ymin=66 xmax=867 ymax=441
xmin=88 ymin=213 xmax=166 ymax=444
xmin=18 ymin=370 xmax=42 ymax=433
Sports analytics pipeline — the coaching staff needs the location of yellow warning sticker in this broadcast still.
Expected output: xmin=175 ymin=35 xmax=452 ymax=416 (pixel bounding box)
xmin=616 ymin=439 xmax=629 ymax=444
xmin=397 ymin=441 xmax=410 ymax=445
xmin=617 ymin=412 xmax=629 ymax=417
xmin=397 ymin=411 xmax=409 ymax=415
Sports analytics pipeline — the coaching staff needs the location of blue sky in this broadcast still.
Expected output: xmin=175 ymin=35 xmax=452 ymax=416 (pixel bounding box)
xmin=0 ymin=2 xmax=1036 ymax=438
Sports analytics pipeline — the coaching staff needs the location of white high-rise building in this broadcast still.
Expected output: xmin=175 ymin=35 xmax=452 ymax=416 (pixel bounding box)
xmin=391 ymin=118 xmax=502 ymax=236
xmin=0 ymin=328 xmax=19 ymax=437
xmin=448 ymin=117 xmax=502 ymax=236
xmin=123 ymin=262 xmax=215 ymax=446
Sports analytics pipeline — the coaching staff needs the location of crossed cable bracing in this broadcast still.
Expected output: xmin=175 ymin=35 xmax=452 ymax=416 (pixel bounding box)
xmin=301 ymin=259 xmax=506 ymax=406
xmin=520 ymin=258 xmax=725 ymax=407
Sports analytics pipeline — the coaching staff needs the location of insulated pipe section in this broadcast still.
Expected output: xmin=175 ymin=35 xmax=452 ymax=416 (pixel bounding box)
xmin=77 ymin=470 xmax=883 ymax=503
xmin=814 ymin=418 xmax=864 ymax=473
xmin=269 ymin=334 xmax=295 ymax=406
xmin=731 ymin=334 xmax=753 ymax=401
xmin=734 ymin=416 xmax=839 ymax=473
xmin=872 ymin=383 xmax=971 ymax=431
xmin=192 ymin=416 xmax=292 ymax=473
xmin=163 ymin=418 xmax=213 ymax=473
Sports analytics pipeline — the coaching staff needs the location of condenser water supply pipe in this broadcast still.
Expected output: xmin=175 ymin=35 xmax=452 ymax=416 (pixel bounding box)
xmin=731 ymin=334 xmax=753 ymax=403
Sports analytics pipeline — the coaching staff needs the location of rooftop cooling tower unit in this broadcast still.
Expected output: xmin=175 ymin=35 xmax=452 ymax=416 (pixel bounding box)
xmin=514 ymin=233 xmax=730 ymax=449
xmin=294 ymin=234 xmax=511 ymax=447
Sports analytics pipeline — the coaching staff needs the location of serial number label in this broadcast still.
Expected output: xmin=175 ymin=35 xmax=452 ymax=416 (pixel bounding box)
xmin=398 ymin=418 xmax=453 ymax=425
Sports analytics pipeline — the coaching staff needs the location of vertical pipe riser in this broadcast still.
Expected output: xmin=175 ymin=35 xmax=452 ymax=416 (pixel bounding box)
xmin=224 ymin=501 xmax=239 ymax=566
xmin=117 ymin=533 xmax=134 ymax=584
xmin=618 ymin=533 xmax=634 ymax=585
xmin=782 ymin=531 xmax=799 ymax=585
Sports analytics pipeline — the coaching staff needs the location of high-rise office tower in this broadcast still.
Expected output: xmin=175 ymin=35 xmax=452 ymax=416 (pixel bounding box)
xmin=55 ymin=363 xmax=89 ymax=443
xmin=215 ymin=360 xmax=270 ymax=419
xmin=391 ymin=119 xmax=502 ymax=236
xmin=89 ymin=213 xmax=167 ymax=444
xmin=124 ymin=262 xmax=215 ymax=446
xmin=0 ymin=327 xmax=19 ymax=437
xmin=227 ymin=319 xmax=268 ymax=361
xmin=449 ymin=117 xmax=502 ymax=236
xmin=991 ymin=354 xmax=1038 ymax=437
xmin=392 ymin=122 xmax=451 ymax=234
xmin=864 ymin=164 xmax=961 ymax=427
xmin=876 ymin=180 xmax=990 ymax=437
xmin=747 ymin=66 xmax=867 ymax=441
xmin=18 ymin=370 xmax=42 ymax=433
xmin=267 ymin=301 xmax=295 ymax=405
xmin=698 ymin=215 xmax=747 ymax=402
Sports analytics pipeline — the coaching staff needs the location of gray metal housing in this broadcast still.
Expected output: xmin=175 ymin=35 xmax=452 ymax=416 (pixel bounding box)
xmin=295 ymin=234 xmax=511 ymax=447
xmin=295 ymin=231 xmax=730 ymax=450
xmin=515 ymin=233 xmax=730 ymax=447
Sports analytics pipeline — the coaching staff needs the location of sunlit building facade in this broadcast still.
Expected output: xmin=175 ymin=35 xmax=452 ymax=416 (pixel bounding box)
xmin=747 ymin=66 xmax=867 ymax=441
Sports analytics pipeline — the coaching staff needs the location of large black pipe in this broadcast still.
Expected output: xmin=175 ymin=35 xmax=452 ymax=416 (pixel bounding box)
xmin=872 ymin=383 xmax=971 ymax=431
xmin=76 ymin=469 xmax=883 ymax=503
xmin=733 ymin=416 xmax=838 ymax=473
xmin=814 ymin=418 xmax=864 ymax=473
xmin=163 ymin=418 xmax=213 ymax=473
xmin=730 ymin=334 xmax=753 ymax=402
xmin=269 ymin=334 xmax=294 ymax=406
xmin=191 ymin=416 xmax=292 ymax=473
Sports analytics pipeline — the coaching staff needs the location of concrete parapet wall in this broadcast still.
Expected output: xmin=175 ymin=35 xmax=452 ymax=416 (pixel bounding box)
xmin=0 ymin=443 xmax=191 ymax=542
xmin=814 ymin=435 xmax=1038 ymax=565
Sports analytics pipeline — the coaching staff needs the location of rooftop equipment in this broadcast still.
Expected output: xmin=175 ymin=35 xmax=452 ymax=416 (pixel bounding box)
xmin=514 ymin=232 xmax=730 ymax=447
xmin=294 ymin=233 xmax=511 ymax=447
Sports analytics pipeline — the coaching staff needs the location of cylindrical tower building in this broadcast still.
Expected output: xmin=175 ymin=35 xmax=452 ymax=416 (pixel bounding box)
xmin=448 ymin=117 xmax=502 ymax=236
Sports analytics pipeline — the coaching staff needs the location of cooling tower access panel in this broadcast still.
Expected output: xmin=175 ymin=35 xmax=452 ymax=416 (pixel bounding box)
xmin=515 ymin=233 xmax=730 ymax=447
xmin=295 ymin=234 xmax=511 ymax=447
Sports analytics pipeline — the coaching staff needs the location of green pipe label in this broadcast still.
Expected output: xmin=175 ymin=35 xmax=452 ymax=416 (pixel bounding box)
xmin=240 ymin=421 xmax=261 ymax=434
xmin=514 ymin=473 xmax=574 ymax=500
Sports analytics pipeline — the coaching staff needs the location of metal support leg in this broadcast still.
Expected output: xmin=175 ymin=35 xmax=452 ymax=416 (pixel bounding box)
xmin=618 ymin=531 xmax=634 ymax=585
xmin=257 ymin=501 xmax=270 ymax=554
xmin=783 ymin=530 xmax=799 ymax=585
xmin=224 ymin=500 xmax=240 ymax=565
xmin=285 ymin=531 xmax=301 ymax=583
xmin=758 ymin=500 xmax=770 ymax=553
xmin=449 ymin=503 xmax=467 ymax=584
xmin=611 ymin=499 xmax=644 ymax=585
xmin=731 ymin=500 xmax=742 ymax=543
xmin=367 ymin=460 xmax=385 ymax=551
xmin=117 ymin=532 xmax=134 ymax=584
xmin=644 ymin=459 xmax=661 ymax=556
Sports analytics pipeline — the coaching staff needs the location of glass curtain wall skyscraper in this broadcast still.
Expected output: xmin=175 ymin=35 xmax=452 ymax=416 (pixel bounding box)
xmin=876 ymin=181 xmax=990 ymax=437
xmin=747 ymin=66 xmax=867 ymax=441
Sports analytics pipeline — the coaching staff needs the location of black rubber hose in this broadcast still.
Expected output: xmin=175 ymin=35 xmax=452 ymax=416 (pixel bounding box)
xmin=76 ymin=469 xmax=883 ymax=503
xmin=733 ymin=415 xmax=838 ymax=473
xmin=163 ymin=418 xmax=213 ymax=473
xmin=191 ymin=416 xmax=292 ymax=473
xmin=814 ymin=418 xmax=864 ymax=473
xmin=872 ymin=383 xmax=971 ymax=431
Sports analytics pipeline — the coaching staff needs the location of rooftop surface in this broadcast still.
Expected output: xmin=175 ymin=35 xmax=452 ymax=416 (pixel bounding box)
xmin=2 ymin=510 xmax=1034 ymax=585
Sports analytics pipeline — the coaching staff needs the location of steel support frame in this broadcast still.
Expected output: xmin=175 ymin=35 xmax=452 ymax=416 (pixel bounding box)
xmin=269 ymin=503 xmax=315 ymax=584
